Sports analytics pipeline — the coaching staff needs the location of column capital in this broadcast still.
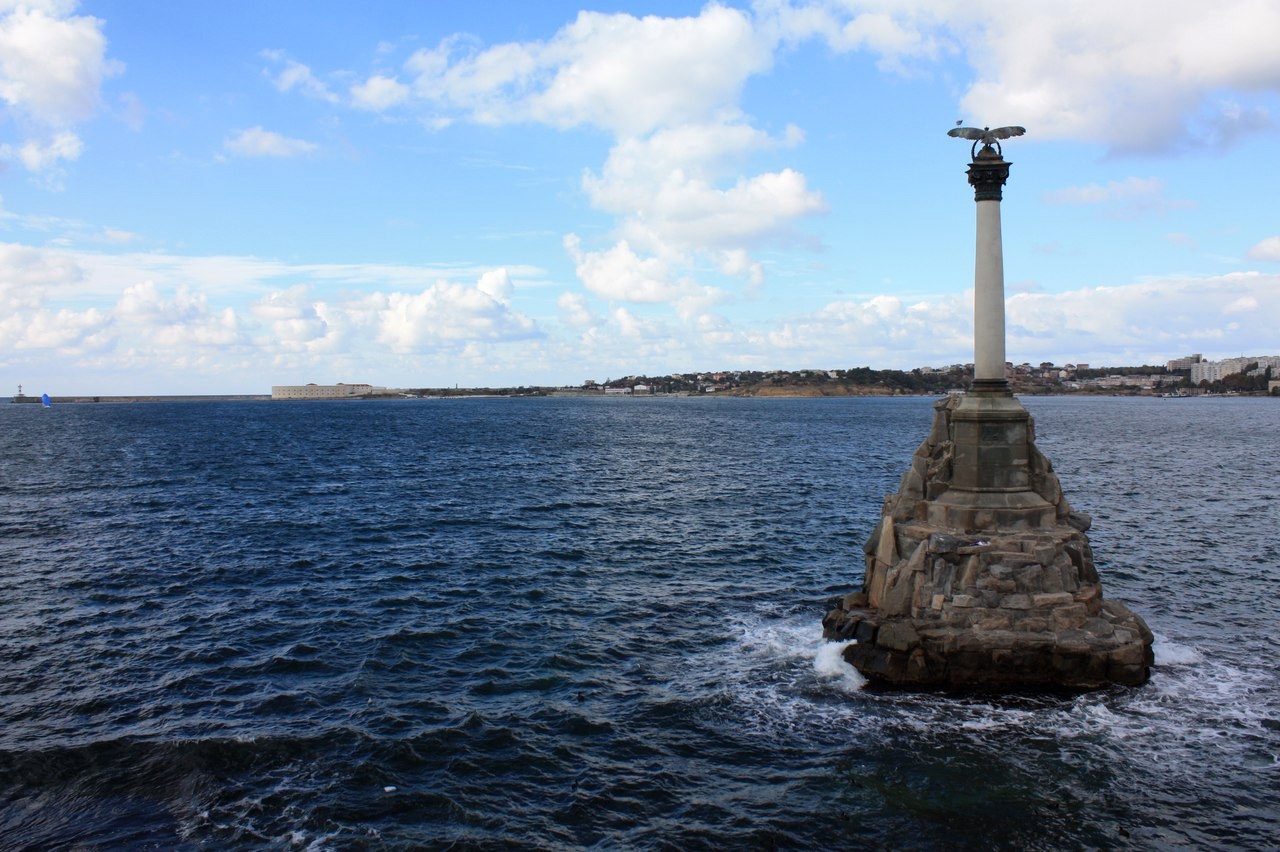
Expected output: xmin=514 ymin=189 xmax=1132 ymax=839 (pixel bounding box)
xmin=966 ymin=146 xmax=1011 ymax=202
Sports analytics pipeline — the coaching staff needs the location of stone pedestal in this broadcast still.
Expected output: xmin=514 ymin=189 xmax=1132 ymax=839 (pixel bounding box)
xmin=823 ymin=395 xmax=1154 ymax=691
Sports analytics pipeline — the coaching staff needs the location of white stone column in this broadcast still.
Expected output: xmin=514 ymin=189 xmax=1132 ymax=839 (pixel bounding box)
xmin=974 ymin=198 xmax=1006 ymax=383
xmin=965 ymin=145 xmax=1012 ymax=394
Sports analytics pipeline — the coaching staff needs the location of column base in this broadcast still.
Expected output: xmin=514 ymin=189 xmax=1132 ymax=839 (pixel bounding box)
xmin=968 ymin=378 xmax=1011 ymax=396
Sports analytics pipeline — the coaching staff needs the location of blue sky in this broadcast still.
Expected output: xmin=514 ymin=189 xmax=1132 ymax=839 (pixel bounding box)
xmin=2 ymin=0 xmax=1278 ymax=394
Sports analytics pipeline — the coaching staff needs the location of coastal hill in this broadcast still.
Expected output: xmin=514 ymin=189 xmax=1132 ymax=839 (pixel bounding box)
xmin=15 ymin=358 xmax=1278 ymax=404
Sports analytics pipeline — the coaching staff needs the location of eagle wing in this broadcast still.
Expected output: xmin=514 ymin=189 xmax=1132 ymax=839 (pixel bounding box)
xmin=988 ymin=125 xmax=1026 ymax=140
xmin=947 ymin=126 xmax=987 ymax=140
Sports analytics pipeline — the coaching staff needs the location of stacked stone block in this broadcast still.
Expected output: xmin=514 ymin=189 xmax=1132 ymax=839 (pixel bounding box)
xmin=824 ymin=396 xmax=1153 ymax=690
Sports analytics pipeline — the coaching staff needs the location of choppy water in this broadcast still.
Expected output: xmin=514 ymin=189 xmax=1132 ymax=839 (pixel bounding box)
xmin=1 ymin=396 xmax=1276 ymax=849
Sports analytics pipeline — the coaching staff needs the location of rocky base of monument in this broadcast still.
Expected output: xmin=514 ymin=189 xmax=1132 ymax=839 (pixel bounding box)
xmin=823 ymin=396 xmax=1154 ymax=691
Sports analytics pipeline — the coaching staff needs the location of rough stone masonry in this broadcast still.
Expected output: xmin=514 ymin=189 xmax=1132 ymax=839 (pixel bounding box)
xmin=823 ymin=394 xmax=1154 ymax=691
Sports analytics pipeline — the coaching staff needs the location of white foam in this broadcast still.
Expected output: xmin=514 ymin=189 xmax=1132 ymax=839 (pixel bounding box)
xmin=1153 ymin=635 xmax=1205 ymax=666
xmin=813 ymin=641 xmax=866 ymax=693
xmin=737 ymin=618 xmax=825 ymax=662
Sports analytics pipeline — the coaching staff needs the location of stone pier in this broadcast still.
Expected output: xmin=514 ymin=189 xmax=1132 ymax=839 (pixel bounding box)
xmin=823 ymin=129 xmax=1153 ymax=691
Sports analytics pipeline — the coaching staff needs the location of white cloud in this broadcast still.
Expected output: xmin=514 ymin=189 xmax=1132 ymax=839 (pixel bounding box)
xmin=0 ymin=4 xmax=118 ymax=126
xmin=767 ymin=2 xmax=946 ymax=69
xmin=224 ymin=126 xmax=317 ymax=158
xmin=0 ymin=240 xmax=83 ymax=299
xmin=322 ymin=7 xmax=818 ymax=310
xmin=98 ymin=227 xmax=138 ymax=244
xmin=0 ymin=2 xmax=118 ymax=173
xmin=1004 ymin=272 xmax=1280 ymax=361
xmin=350 ymin=74 xmax=410 ymax=112
xmin=770 ymin=293 xmax=972 ymax=365
xmin=1042 ymin=176 xmax=1193 ymax=218
xmin=676 ymin=271 xmax=1280 ymax=372
xmin=3 ymin=305 xmax=111 ymax=354
xmin=5 ymin=238 xmax=1276 ymax=389
xmin=263 ymin=52 xmax=339 ymax=103
xmin=526 ymin=7 xmax=772 ymax=136
xmin=404 ymin=6 xmax=772 ymax=136
xmin=475 ymin=267 xmax=514 ymax=302
xmin=557 ymin=291 xmax=597 ymax=328
xmin=1045 ymin=177 xmax=1166 ymax=206
xmin=766 ymin=0 xmax=1280 ymax=153
xmin=1222 ymin=295 xmax=1258 ymax=315
xmin=251 ymin=283 xmax=313 ymax=321
xmin=0 ymin=241 xmax=547 ymax=386
xmin=370 ymin=277 xmax=540 ymax=353
xmin=1247 ymin=235 xmax=1280 ymax=262
xmin=564 ymin=234 xmax=683 ymax=304
xmin=583 ymin=123 xmax=822 ymax=256
xmin=1 ymin=129 xmax=82 ymax=170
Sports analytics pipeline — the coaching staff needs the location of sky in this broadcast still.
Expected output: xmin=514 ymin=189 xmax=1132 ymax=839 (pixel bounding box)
xmin=2 ymin=0 xmax=1278 ymax=395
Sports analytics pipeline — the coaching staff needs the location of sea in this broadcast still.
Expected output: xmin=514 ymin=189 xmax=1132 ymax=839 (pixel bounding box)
xmin=1 ymin=395 xmax=1276 ymax=849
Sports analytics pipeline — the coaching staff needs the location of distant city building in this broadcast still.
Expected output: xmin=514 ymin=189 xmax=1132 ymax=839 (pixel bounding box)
xmin=1190 ymin=355 xmax=1280 ymax=384
xmin=1086 ymin=375 xmax=1155 ymax=390
xmin=1166 ymin=353 xmax=1203 ymax=371
xmin=272 ymin=383 xmax=374 ymax=400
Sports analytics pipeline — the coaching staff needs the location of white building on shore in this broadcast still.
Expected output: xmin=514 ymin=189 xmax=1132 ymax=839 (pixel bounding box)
xmin=271 ymin=383 xmax=375 ymax=400
xmin=1190 ymin=356 xmax=1280 ymax=384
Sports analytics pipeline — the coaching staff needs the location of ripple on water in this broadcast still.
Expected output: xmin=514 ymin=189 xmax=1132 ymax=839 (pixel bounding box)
xmin=0 ymin=397 xmax=1276 ymax=847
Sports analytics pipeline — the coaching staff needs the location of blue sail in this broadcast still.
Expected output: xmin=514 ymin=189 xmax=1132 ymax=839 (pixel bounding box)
xmin=41 ymin=393 xmax=51 ymax=407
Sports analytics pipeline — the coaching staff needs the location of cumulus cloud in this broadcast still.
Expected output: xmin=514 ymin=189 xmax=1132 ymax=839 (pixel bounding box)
xmin=371 ymin=277 xmax=539 ymax=353
xmin=273 ymin=6 xmax=825 ymax=314
xmin=0 ymin=2 xmax=119 ymax=174
xmin=350 ymin=74 xmax=410 ymax=112
xmin=224 ymin=126 xmax=318 ymax=158
xmin=769 ymin=293 xmax=973 ymax=367
xmin=584 ymin=124 xmax=823 ymax=255
xmin=557 ymin=291 xmax=597 ymax=328
xmin=112 ymin=280 xmax=241 ymax=349
xmin=0 ymin=240 xmax=109 ymax=356
xmin=772 ymin=0 xmax=1280 ymax=153
xmin=1247 ymin=235 xmax=1280 ymax=262
xmin=0 ymin=241 xmax=546 ymax=387
xmin=0 ymin=3 xmax=118 ymax=126
xmin=766 ymin=1 xmax=947 ymax=70
xmin=1004 ymin=272 xmax=1280 ymax=361
xmin=698 ymin=270 xmax=1280 ymax=372
xmin=0 ymin=240 xmax=84 ymax=303
xmin=564 ymin=234 xmax=684 ymax=304
xmin=402 ymin=6 xmax=772 ymax=136
xmin=475 ymin=267 xmax=514 ymax=302
xmin=248 ymin=285 xmax=338 ymax=352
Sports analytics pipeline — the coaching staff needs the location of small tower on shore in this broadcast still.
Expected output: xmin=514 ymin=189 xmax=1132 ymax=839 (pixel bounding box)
xmin=823 ymin=128 xmax=1154 ymax=691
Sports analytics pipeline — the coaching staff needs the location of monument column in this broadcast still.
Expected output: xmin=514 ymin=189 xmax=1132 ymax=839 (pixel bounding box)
xmin=967 ymin=146 xmax=1011 ymax=394
xmin=935 ymin=132 xmax=1050 ymax=527
xmin=822 ymin=124 xmax=1154 ymax=692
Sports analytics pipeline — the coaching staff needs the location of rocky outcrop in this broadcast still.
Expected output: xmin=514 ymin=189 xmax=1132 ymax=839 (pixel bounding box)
xmin=823 ymin=396 xmax=1153 ymax=691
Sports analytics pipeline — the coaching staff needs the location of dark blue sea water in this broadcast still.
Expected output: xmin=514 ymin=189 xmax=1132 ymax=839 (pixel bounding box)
xmin=1 ymin=395 xmax=1276 ymax=849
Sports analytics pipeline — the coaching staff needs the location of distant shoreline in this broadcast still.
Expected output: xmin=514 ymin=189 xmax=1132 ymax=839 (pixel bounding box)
xmin=10 ymin=394 xmax=273 ymax=405
xmin=10 ymin=388 xmax=1274 ymax=405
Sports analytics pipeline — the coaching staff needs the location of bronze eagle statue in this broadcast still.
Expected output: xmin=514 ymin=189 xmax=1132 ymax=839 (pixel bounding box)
xmin=948 ymin=124 xmax=1025 ymax=157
